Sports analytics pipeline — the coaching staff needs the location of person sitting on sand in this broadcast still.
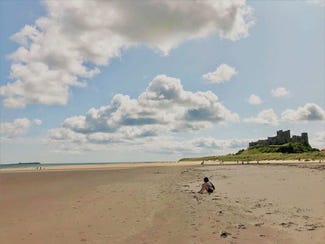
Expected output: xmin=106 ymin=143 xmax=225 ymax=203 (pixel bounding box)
xmin=198 ymin=177 xmax=215 ymax=194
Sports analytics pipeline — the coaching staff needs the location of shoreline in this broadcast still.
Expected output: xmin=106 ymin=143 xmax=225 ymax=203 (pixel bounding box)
xmin=1 ymin=159 xmax=323 ymax=173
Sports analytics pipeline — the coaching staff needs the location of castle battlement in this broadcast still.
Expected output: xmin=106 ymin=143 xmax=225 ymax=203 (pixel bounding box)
xmin=249 ymin=130 xmax=309 ymax=148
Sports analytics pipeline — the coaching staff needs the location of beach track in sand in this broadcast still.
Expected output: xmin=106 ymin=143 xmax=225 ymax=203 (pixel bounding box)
xmin=1 ymin=163 xmax=324 ymax=243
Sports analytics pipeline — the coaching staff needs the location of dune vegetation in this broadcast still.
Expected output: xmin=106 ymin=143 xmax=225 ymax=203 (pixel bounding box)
xmin=179 ymin=142 xmax=325 ymax=162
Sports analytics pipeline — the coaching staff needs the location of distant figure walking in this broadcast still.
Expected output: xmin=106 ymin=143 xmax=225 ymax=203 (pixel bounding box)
xmin=201 ymin=160 xmax=205 ymax=165
xmin=198 ymin=177 xmax=215 ymax=194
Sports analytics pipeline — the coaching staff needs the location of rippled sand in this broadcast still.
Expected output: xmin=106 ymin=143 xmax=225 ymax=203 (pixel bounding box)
xmin=1 ymin=162 xmax=324 ymax=243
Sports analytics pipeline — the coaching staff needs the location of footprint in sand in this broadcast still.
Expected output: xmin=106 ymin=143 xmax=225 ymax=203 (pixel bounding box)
xmin=236 ymin=224 xmax=246 ymax=229
xmin=253 ymin=203 xmax=262 ymax=209
xmin=305 ymin=223 xmax=324 ymax=231
xmin=254 ymin=222 xmax=264 ymax=227
xmin=220 ymin=231 xmax=231 ymax=238
xmin=264 ymin=202 xmax=273 ymax=207
xmin=279 ymin=222 xmax=296 ymax=228
xmin=212 ymin=197 xmax=221 ymax=201
xmin=193 ymin=195 xmax=200 ymax=203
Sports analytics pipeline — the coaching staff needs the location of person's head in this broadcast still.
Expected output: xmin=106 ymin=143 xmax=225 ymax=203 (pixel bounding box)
xmin=204 ymin=177 xmax=209 ymax=183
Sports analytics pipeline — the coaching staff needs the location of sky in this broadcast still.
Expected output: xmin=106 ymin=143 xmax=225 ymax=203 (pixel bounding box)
xmin=0 ymin=0 xmax=324 ymax=164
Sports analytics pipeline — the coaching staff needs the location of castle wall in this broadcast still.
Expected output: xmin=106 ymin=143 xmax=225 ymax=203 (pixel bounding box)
xmin=291 ymin=133 xmax=309 ymax=146
xmin=249 ymin=130 xmax=309 ymax=148
xmin=276 ymin=130 xmax=290 ymax=144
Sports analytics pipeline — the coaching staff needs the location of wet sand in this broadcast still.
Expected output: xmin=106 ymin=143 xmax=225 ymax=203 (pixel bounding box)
xmin=0 ymin=162 xmax=324 ymax=243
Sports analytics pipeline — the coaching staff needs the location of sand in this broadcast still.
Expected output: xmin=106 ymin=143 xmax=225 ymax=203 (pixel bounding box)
xmin=0 ymin=162 xmax=324 ymax=243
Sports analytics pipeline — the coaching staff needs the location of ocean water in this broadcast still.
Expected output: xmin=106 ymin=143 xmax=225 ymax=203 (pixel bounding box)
xmin=0 ymin=161 xmax=164 ymax=169
xmin=0 ymin=162 xmax=116 ymax=169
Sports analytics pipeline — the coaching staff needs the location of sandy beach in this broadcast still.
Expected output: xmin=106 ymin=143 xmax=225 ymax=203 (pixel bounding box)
xmin=1 ymin=162 xmax=324 ymax=244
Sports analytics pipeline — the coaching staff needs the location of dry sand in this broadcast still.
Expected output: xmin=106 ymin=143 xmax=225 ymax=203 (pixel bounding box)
xmin=0 ymin=162 xmax=324 ymax=243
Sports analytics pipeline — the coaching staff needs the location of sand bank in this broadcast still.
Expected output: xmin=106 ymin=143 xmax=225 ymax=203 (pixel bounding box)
xmin=0 ymin=161 xmax=207 ymax=173
xmin=0 ymin=162 xmax=324 ymax=243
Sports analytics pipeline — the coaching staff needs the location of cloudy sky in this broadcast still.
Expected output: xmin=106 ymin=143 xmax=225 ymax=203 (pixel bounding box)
xmin=0 ymin=0 xmax=324 ymax=164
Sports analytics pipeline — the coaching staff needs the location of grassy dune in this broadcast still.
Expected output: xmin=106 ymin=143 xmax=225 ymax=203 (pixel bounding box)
xmin=179 ymin=145 xmax=325 ymax=162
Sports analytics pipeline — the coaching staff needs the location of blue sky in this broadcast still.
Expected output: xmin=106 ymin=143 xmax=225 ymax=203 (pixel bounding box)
xmin=0 ymin=0 xmax=324 ymax=163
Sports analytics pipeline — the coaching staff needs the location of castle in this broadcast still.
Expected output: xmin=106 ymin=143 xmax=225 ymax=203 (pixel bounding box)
xmin=249 ymin=130 xmax=309 ymax=148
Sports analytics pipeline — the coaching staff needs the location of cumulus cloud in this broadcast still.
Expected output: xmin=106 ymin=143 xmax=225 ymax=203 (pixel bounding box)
xmin=248 ymin=94 xmax=262 ymax=105
xmin=156 ymin=137 xmax=250 ymax=156
xmin=271 ymin=87 xmax=290 ymax=98
xmin=0 ymin=118 xmax=42 ymax=138
xmin=281 ymin=103 xmax=325 ymax=122
xmin=0 ymin=0 xmax=254 ymax=108
xmin=48 ymin=75 xmax=239 ymax=151
xmin=202 ymin=64 xmax=237 ymax=84
xmin=192 ymin=137 xmax=249 ymax=150
xmin=244 ymin=109 xmax=279 ymax=125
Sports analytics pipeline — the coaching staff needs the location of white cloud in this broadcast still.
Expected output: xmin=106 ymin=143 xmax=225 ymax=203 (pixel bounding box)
xmin=243 ymin=103 xmax=325 ymax=126
xmin=244 ymin=109 xmax=279 ymax=125
xmin=192 ymin=137 xmax=249 ymax=150
xmin=33 ymin=119 xmax=42 ymax=126
xmin=310 ymin=131 xmax=325 ymax=149
xmin=157 ymin=137 xmax=250 ymax=156
xmin=271 ymin=87 xmax=290 ymax=98
xmin=48 ymin=75 xmax=239 ymax=151
xmin=248 ymin=94 xmax=262 ymax=105
xmin=306 ymin=0 xmax=325 ymax=7
xmin=46 ymin=130 xmax=250 ymax=156
xmin=62 ymin=75 xmax=239 ymax=133
xmin=202 ymin=64 xmax=237 ymax=84
xmin=281 ymin=103 xmax=325 ymax=122
xmin=0 ymin=0 xmax=254 ymax=108
xmin=0 ymin=118 xmax=42 ymax=138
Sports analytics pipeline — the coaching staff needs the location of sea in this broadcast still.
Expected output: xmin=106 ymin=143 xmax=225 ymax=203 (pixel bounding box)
xmin=0 ymin=161 xmax=171 ymax=169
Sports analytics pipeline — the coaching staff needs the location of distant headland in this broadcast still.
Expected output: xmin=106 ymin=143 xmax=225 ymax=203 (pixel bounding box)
xmin=18 ymin=162 xmax=41 ymax=165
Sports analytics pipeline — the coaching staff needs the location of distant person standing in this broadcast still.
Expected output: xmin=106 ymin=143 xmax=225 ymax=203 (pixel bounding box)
xmin=198 ymin=177 xmax=215 ymax=194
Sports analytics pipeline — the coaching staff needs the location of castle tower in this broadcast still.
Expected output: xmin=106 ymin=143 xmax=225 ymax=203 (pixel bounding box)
xmin=276 ymin=130 xmax=290 ymax=145
xmin=301 ymin=132 xmax=309 ymax=146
